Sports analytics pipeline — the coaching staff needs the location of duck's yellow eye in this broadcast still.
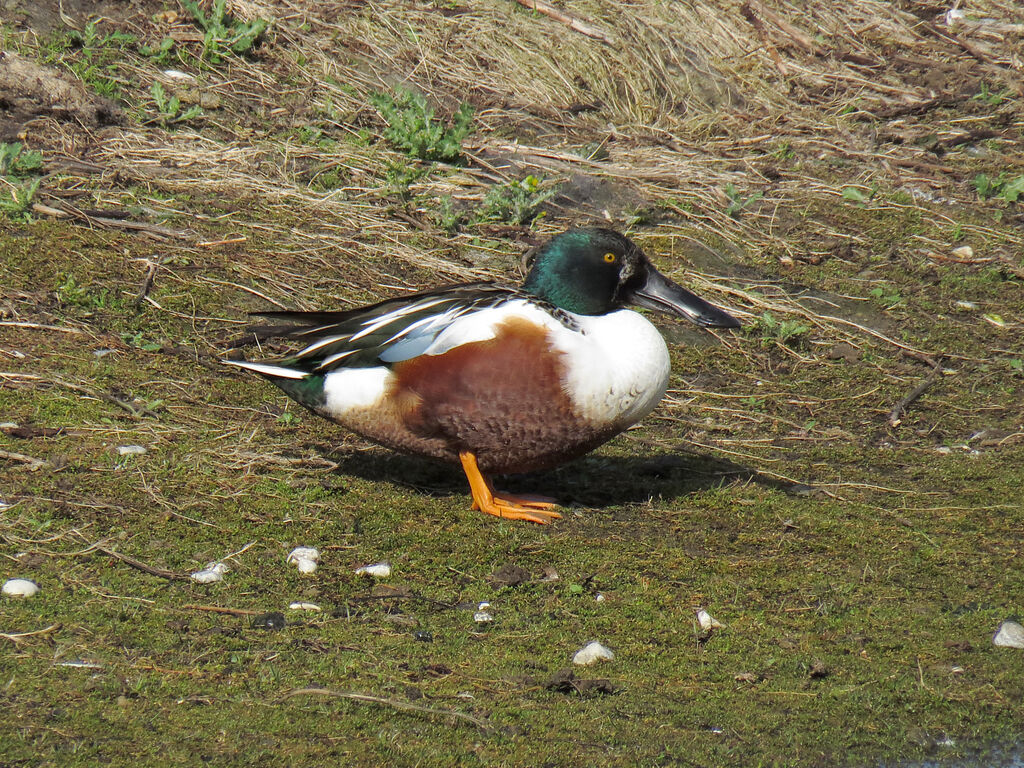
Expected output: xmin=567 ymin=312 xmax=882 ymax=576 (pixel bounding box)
xmin=603 ymin=252 xmax=617 ymax=264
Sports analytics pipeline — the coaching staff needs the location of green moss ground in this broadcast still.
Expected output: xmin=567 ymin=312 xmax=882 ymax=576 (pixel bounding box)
xmin=3 ymin=2 xmax=1024 ymax=765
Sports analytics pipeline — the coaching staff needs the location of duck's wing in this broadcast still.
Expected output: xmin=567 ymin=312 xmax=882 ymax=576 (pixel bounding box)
xmin=227 ymin=282 xmax=524 ymax=377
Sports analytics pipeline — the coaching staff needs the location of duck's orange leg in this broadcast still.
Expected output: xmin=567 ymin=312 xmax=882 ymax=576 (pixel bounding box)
xmin=459 ymin=451 xmax=561 ymax=524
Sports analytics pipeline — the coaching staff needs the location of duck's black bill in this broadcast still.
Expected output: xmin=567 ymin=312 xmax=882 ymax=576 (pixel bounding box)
xmin=628 ymin=266 xmax=741 ymax=328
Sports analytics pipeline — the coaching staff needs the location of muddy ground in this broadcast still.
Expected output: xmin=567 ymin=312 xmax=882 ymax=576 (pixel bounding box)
xmin=1 ymin=0 xmax=1023 ymax=766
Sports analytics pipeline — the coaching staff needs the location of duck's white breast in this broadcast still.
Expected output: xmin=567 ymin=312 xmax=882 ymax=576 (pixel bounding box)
xmin=550 ymin=309 xmax=671 ymax=427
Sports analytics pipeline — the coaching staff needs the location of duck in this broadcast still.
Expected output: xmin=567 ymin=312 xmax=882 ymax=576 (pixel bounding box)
xmin=224 ymin=228 xmax=740 ymax=524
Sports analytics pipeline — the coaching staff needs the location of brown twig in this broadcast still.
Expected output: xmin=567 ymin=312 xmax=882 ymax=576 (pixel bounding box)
xmin=180 ymin=604 xmax=266 ymax=616
xmin=0 ymin=321 xmax=84 ymax=335
xmin=97 ymin=546 xmax=191 ymax=581
xmin=512 ymin=0 xmax=613 ymax=45
xmin=133 ymin=259 xmax=160 ymax=309
xmin=0 ymin=449 xmax=51 ymax=471
xmin=283 ymin=687 xmax=491 ymax=731
xmin=0 ymin=372 xmax=159 ymax=419
xmin=888 ymin=364 xmax=942 ymax=427
xmin=0 ymin=623 xmax=62 ymax=645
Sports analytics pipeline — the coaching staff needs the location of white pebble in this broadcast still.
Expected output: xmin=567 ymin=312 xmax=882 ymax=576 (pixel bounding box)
xmin=288 ymin=601 xmax=321 ymax=611
xmin=951 ymin=245 xmax=974 ymax=259
xmin=190 ymin=568 xmax=223 ymax=584
xmin=595 ymin=592 xmax=606 ymax=603
xmin=162 ymin=69 xmax=196 ymax=81
xmin=697 ymin=608 xmax=724 ymax=632
xmin=294 ymin=558 xmax=318 ymax=574
xmin=117 ymin=445 xmax=147 ymax=456
xmin=573 ymin=640 xmax=614 ymax=666
xmin=954 ymin=300 xmax=978 ymax=311
xmin=2 ymin=578 xmax=40 ymax=597
xmin=993 ymin=620 xmax=1024 ymax=648
xmin=354 ymin=562 xmax=391 ymax=578
xmin=473 ymin=601 xmax=493 ymax=623
xmin=287 ymin=547 xmax=320 ymax=564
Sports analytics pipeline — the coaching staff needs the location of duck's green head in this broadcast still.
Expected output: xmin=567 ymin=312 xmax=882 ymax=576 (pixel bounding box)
xmin=524 ymin=228 xmax=740 ymax=327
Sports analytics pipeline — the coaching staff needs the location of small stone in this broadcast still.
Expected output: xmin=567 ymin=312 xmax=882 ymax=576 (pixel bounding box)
xmin=473 ymin=601 xmax=494 ymax=623
xmin=2 ymin=578 xmax=40 ymax=597
xmin=354 ymin=562 xmax=391 ymax=578
xmin=287 ymin=547 xmax=320 ymax=563
xmin=288 ymin=602 xmax=321 ymax=611
xmin=951 ymin=245 xmax=974 ymax=259
xmin=288 ymin=547 xmax=320 ymax=575
xmin=572 ymin=640 xmax=614 ymax=666
xmin=595 ymin=593 xmax=606 ymax=603
xmin=190 ymin=568 xmax=223 ymax=584
xmin=162 ymin=69 xmax=195 ymax=81
xmin=954 ymin=300 xmax=978 ymax=311
xmin=697 ymin=608 xmax=724 ymax=632
xmin=993 ymin=620 xmax=1024 ymax=648
xmin=117 ymin=445 xmax=147 ymax=456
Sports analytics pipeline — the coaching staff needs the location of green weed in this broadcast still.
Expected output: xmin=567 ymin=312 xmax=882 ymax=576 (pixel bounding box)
xmin=368 ymin=88 xmax=474 ymax=163
xmin=181 ymin=0 xmax=268 ymax=63
xmin=0 ymin=142 xmax=43 ymax=177
xmin=432 ymin=195 xmax=465 ymax=234
xmin=0 ymin=142 xmax=43 ymax=221
xmin=972 ymin=81 xmax=1010 ymax=106
xmin=477 ymin=174 xmax=557 ymax=225
xmin=139 ymin=35 xmax=178 ymax=65
xmin=724 ymin=182 xmax=763 ymax=219
xmin=43 ymin=20 xmax=136 ymax=100
xmin=745 ymin=311 xmax=811 ymax=349
xmin=973 ymin=173 xmax=1024 ymax=203
xmin=149 ymin=82 xmax=203 ymax=127
xmin=869 ymin=284 xmax=904 ymax=309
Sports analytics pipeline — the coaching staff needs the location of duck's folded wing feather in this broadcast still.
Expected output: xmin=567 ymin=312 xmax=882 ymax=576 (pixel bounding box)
xmin=247 ymin=283 xmax=522 ymax=372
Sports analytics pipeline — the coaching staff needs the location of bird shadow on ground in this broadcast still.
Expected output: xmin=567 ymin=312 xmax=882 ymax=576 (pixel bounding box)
xmin=322 ymin=445 xmax=814 ymax=510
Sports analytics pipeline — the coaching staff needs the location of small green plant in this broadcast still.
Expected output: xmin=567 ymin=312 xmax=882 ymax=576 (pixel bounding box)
xmin=477 ymin=175 xmax=557 ymax=225
xmin=56 ymin=274 xmax=125 ymax=311
xmin=277 ymin=411 xmax=301 ymax=426
xmin=181 ymin=0 xmax=268 ymax=63
xmin=841 ymin=184 xmax=878 ymax=204
xmin=0 ymin=177 xmax=41 ymax=221
xmin=0 ymin=142 xmax=44 ymax=221
xmin=369 ymin=88 xmax=474 ymax=163
xmin=432 ymin=195 xmax=465 ymax=234
xmin=0 ymin=142 xmax=43 ymax=176
xmin=773 ymin=141 xmax=794 ymax=160
xmin=1008 ymin=358 xmax=1024 ymax=378
xmin=44 ymin=20 xmax=136 ymax=100
xmin=973 ymin=81 xmax=1009 ymax=106
xmin=121 ymin=330 xmax=162 ymax=352
xmin=869 ymin=284 xmax=903 ymax=309
xmin=149 ymin=82 xmax=203 ymax=127
xmin=381 ymin=160 xmax=430 ymax=200
xmin=973 ymin=173 xmax=1024 ymax=203
xmin=724 ymin=183 xmax=763 ymax=219
xmin=745 ymin=312 xmax=810 ymax=349
xmin=139 ymin=36 xmax=177 ymax=64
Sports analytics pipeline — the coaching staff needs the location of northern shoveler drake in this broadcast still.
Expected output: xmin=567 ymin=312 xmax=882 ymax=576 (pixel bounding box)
xmin=224 ymin=228 xmax=740 ymax=523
